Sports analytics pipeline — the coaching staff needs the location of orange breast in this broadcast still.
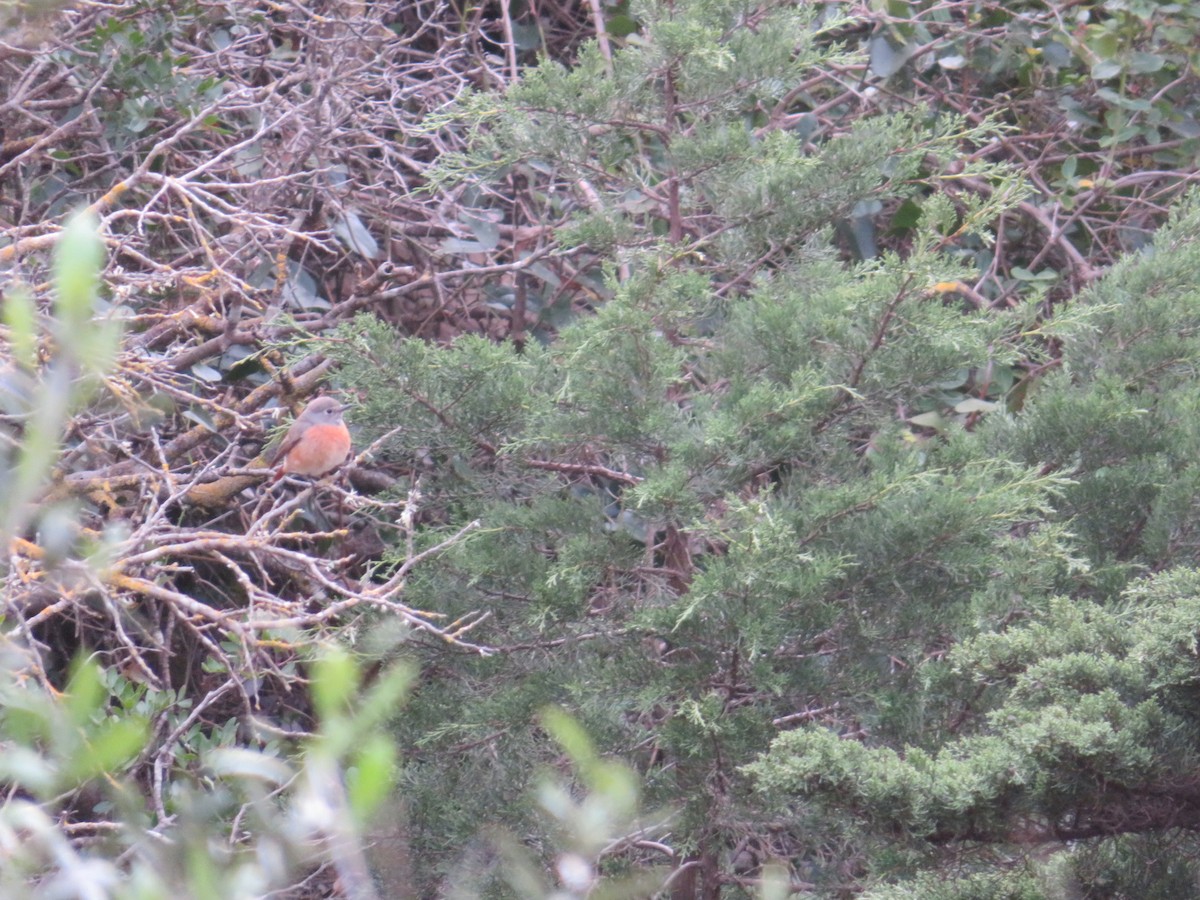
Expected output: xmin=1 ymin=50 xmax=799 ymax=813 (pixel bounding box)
xmin=282 ymin=422 xmax=351 ymax=476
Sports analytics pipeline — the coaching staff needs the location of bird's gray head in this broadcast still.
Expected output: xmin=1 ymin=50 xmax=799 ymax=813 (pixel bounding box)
xmin=300 ymin=396 xmax=345 ymax=423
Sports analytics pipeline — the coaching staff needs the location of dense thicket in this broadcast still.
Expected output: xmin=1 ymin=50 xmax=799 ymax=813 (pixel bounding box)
xmin=2 ymin=0 xmax=1199 ymax=898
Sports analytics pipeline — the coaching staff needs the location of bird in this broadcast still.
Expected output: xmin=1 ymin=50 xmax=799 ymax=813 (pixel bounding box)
xmin=269 ymin=396 xmax=351 ymax=483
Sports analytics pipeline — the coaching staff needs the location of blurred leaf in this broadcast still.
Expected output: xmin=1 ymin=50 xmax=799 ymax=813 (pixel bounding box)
xmin=606 ymin=14 xmax=638 ymax=37
xmin=890 ymin=198 xmax=923 ymax=231
xmin=77 ymin=318 xmax=122 ymax=375
xmin=583 ymin=761 xmax=637 ymax=818
xmin=845 ymin=199 xmax=881 ymax=260
xmin=346 ymin=735 xmax=397 ymax=821
xmin=0 ymin=746 xmax=57 ymax=794
xmin=35 ymin=503 xmax=80 ymax=565
xmin=954 ymin=398 xmax=996 ymax=413
xmin=191 ymin=363 xmax=222 ymax=382
xmin=0 ymin=366 xmax=36 ymax=413
xmin=464 ymin=214 xmax=502 ymax=251
xmin=310 ymin=645 xmax=359 ymax=721
xmin=1091 ymin=60 xmax=1122 ymax=80
xmin=281 ymin=261 xmax=329 ymax=310
xmin=1128 ymin=52 xmax=1164 ymax=74
xmin=3 ymin=288 xmax=38 ymax=370
xmin=64 ymin=658 xmax=106 ymax=726
xmin=3 ymin=695 xmax=54 ymax=748
xmin=909 ymin=410 xmax=947 ymax=430
xmin=510 ymin=21 xmax=542 ymax=51
xmin=332 ymin=209 xmax=380 ymax=260
xmin=68 ymin=717 xmax=149 ymax=779
xmin=1042 ymin=40 xmax=1072 ymax=68
xmin=760 ymin=864 xmax=791 ymax=900
xmin=353 ymin=662 xmax=415 ymax=734
xmin=53 ymin=210 xmax=104 ymax=329
xmin=869 ymin=33 xmax=912 ymax=78
xmin=207 ymin=748 xmax=294 ymax=785
xmin=439 ymin=237 xmax=490 ymax=255
xmin=542 ymin=706 xmax=597 ymax=768
xmin=182 ymin=407 xmax=219 ymax=432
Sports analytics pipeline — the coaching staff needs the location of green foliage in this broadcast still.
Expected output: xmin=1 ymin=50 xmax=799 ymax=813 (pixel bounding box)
xmin=0 ymin=209 xmax=416 ymax=898
xmin=0 ymin=636 xmax=414 ymax=898
xmin=71 ymin=0 xmax=223 ymax=142
xmin=330 ymin=2 xmax=1195 ymax=893
xmin=2 ymin=212 xmax=121 ymax=545
xmin=872 ymin=0 xmax=1200 ymax=171
xmin=6 ymin=0 xmax=1200 ymax=895
xmin=338 ymin=0 xmax=1200 ymax=881
xmin=429 ymin=0 xmax=1017 ymax=315
xmin=329 ymin=195 xmax=1081 ymax=894
xmin=989 ymin=193 xmax=1200 ymax=580
xmin=750 ymin=563 xmax=1200 ymax=895
xmin=0 ymin=653 xmax=149 ymax=801
xmin=861 ymin=869 xmax=1047 ymax=900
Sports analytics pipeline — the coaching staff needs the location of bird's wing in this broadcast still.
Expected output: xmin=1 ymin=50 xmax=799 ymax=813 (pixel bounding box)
xmin=268 ymin=421 xmax=305 ymax=467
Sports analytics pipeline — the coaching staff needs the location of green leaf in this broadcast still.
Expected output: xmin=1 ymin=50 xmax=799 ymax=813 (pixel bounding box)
xmin=761 ymin=864 xmax=791 ymax=900
xmin=869 ymin=33 xmax=912 ymax=78
xmin=346 ymin=735 xmax=398 ymax=820
xmin=53 ymin=210 xmax=104 ymax=329
xmin=1086 ymin=27 xmax=1121 ymax=60
xmin=541 ymin=706 xmax=597 ymax=768
xmin=1128 ymin=51 xmax=1164 ymax=74
xmin=64 ymin=658 xmax=106 ymax=726
xmin=68 ymin=717 xmax=149 ymax=779
xmin=331 ymin=209 xmax=381 ymax=260
xmin=909 ymin=410 xmax=947 ymax=430
xmin=206 ymin=748 xmax=294 ymax=785
xmin=606 ymin=14 xmax=638 ymax=38
xmin=954 ymin=398 xmax=997 ymax=413
xmin=352 ymin=661 xmax=415 ymax=734
xmin=191 ymin=363 xmax=223 ymax=382
xmin=281 ymin=262 xmax=329 ymax=310
xmin=889 ymin=198 xmax=923 ymax=231
xmin=510 ymin=21 xmax=542 ymax=51
xmin=181 ymin=407 xmax=218 ymax=432
xmin=1011 ymin=266 xmax=1057 ymax=282
xmin=310 ymin=645 xmax=360 ymax=720
xmin=847 ymin=200 xmax=880 ymax=260
xmin=438 ymin=237 xmax=490 ymax=255
xmin=2 ymin=288 xmax=38 ymax=370
xmin=1042 ymin=41 xmax=1073 ymax=68
xmin=464 ymin=213 xmax=502 ymax=251
xmin=0 ymin=747 xmax=58 ymax=794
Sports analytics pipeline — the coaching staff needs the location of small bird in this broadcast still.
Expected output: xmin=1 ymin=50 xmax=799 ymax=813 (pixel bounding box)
xmin=270 ymin=396 xmax=351 ymax=483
